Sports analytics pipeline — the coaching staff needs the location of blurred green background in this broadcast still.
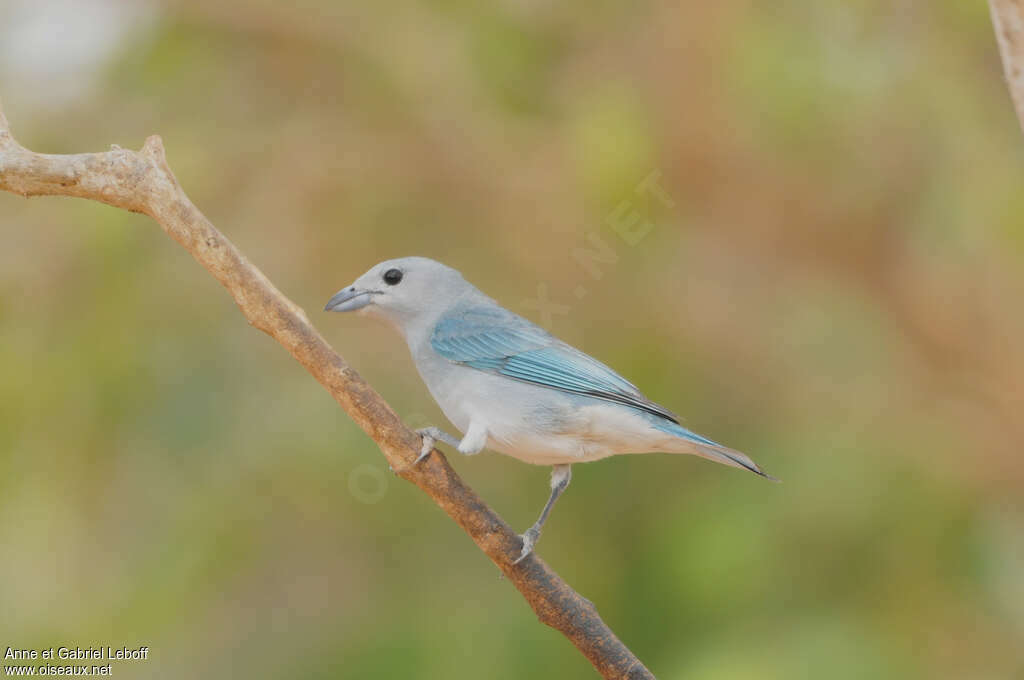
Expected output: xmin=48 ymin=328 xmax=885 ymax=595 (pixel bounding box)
xmin=2 ymin=1 xmax=1023 ymax=678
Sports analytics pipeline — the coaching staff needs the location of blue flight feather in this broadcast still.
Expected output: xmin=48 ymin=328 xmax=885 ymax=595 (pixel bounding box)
xmin=431 ymin=304 xmax=680 ymax=423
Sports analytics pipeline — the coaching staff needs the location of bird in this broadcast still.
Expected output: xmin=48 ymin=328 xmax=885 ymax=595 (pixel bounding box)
xmin=324 ymin=256 xmax=774 ymax=564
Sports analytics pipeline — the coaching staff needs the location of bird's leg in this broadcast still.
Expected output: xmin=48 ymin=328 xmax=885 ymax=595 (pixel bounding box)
xmin=414 ymin=422 xmax=487 ymax=464
xmin=514 ymin=464 xmax=572 ymax=565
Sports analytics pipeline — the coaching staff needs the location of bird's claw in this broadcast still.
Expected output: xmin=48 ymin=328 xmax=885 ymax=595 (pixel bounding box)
xmin=513 ymin=527 xmax=540 ymax=565
xmin=414 ymin=429 xmax=435 ymax=464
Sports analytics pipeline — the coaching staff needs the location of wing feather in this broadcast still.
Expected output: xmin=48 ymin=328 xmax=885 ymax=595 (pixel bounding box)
xmin=431 ymin=305 xmax=679 ymax=423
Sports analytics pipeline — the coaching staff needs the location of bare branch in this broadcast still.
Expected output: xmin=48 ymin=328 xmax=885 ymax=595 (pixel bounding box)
xmin=990 ymin=0 xmax=1024 ymax=134
xmin=0 ymin=104 xmax=654 ymax=679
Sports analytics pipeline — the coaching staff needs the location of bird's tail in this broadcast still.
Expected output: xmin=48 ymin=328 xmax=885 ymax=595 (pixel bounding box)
xmin=656 ymin=420 xmax=778 ymax=481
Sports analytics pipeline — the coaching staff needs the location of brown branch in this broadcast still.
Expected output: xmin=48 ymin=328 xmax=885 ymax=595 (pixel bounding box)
xmin=0 ymin=103 xmax=655 ymax=679
xmin=990 ymin=0 xmax=1024 ymax=134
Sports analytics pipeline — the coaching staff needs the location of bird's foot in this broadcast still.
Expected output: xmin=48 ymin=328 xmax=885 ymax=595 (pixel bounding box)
xmin=513 ymin=526 xmax=541 ymax=565
xmin=413 ymin=427 xmax=463 ymax=464
xmin=414 ymin=429 xmax=437 ymax=464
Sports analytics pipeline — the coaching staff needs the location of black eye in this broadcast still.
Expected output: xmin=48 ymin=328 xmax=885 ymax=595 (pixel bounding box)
xmin=383 ymin=268 xmax=403 ymax=285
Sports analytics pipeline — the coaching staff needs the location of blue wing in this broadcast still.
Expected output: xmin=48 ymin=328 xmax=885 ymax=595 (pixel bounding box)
xmin=430 ymin=304 xmax=680 ymax=423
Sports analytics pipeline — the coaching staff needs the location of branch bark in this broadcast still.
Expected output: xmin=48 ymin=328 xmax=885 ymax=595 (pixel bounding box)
xmin=0 ymin=104 xmax=654 ymax=679
xmin=990 ymin=0 xmax=1024 ymax=134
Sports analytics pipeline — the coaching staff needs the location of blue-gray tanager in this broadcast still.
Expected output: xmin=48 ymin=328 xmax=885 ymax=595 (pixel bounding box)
xmin=325 ymin=257 xmax=773 ymax=563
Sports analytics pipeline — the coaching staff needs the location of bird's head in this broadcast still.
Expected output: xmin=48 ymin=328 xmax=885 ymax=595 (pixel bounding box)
xmin=324 ymin=256 xmax=468 ymax=331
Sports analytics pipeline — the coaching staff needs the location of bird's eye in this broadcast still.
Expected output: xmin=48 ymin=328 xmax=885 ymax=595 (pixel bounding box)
xmin=383 ymin=268 xmax=403 ymax=285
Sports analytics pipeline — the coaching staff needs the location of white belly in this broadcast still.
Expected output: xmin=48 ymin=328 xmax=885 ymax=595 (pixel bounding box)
xmin=414 ymin=352 xmax=667 ymax=466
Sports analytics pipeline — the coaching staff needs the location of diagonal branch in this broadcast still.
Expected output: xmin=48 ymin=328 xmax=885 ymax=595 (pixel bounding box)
xmin=990 ymin=0 xmax=1024 ymax=135
xmin=0 ymin=103 xmax=654 ymax=680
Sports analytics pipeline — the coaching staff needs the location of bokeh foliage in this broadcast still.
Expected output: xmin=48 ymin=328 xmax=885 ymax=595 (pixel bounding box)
xmin=2 ymin=1 xmax=1023 ymax=678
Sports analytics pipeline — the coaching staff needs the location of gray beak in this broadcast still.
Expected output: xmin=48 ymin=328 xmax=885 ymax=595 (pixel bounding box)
xmin=324 ymin=285 xmax=376 ymax=312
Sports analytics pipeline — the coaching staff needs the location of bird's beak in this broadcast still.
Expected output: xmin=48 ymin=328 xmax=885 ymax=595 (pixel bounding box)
xmin=324 ymin=285 xmax=376 ymax=312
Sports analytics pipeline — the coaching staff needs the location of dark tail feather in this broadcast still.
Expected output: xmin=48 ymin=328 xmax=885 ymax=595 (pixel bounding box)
xmin=656 ymin=419 xmax=779 ymax=481
xmin=695 ymin=442 xmax=780 ymax=482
